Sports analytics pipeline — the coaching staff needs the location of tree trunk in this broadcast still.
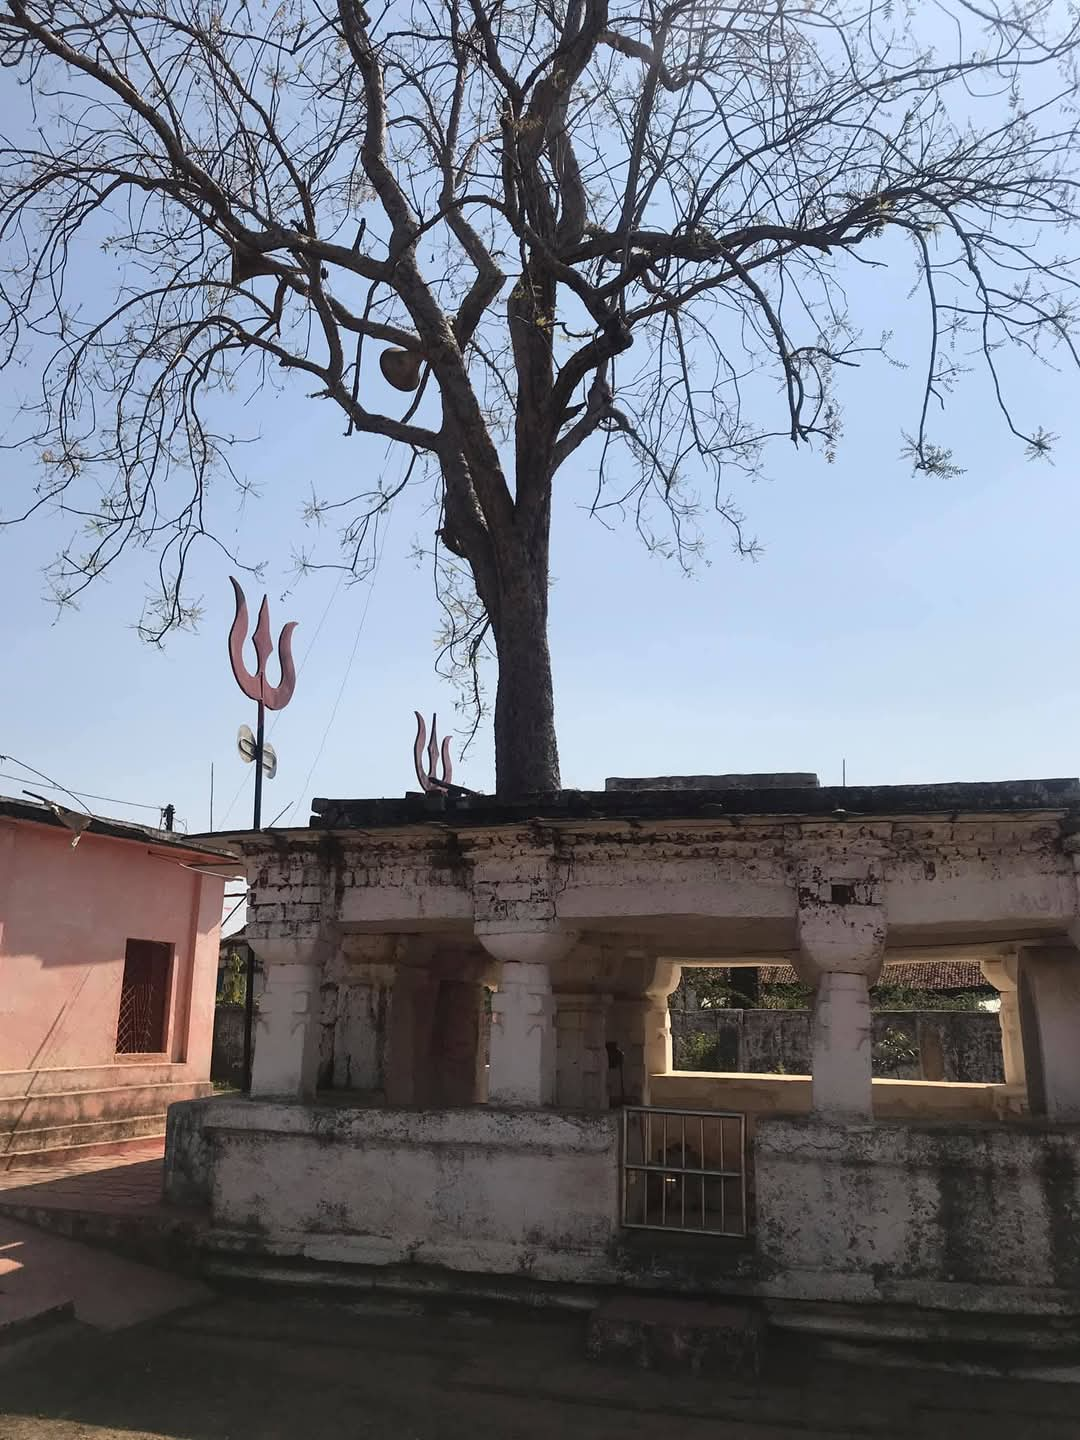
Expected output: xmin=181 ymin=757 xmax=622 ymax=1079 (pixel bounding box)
xmin=491 ymin=566 xmax=561 ymax=797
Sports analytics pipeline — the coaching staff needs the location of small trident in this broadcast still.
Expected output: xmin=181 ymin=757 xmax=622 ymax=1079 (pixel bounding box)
xmin=414 ymin=712 xmax=453 ymax=794
xmin=228 ymin=577 xmax=298 ymax=827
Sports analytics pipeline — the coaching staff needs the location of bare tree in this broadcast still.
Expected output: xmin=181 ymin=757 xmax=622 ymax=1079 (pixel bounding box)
xmin=0 ymin=0 xmax=1077 ymax=794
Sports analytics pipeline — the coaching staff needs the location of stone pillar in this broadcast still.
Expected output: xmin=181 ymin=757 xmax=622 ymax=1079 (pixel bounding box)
xmin=644 ymin=962 xmax=681 ymax=1084
xmin=796 ymin=893 xmax=885 ymax=1122
xmin=384 ymin=957 xmax=439 ymax=1107
xmin=431 ymin=978 xmax=487 ymax=1106
xmin=607 ymin=960 xmax=682 ymax=1105
xmin=332 ymin=968 xmax=393 ymax=1092
xmin=809 ymin=973 xmax=874 ymax=1120
xmin=980 ymin=956 xmax=1025 ymax=1089
xmin=555 ymin=992 xmax=611 ymax=1110
xmin=608 ymin=997 xmax=651 ymax=1105
xmin=478 ymin=927 xmax=578 ymax=1107
xmin=249 ymin=937 xmax=328 ymax=1100
xmin=1017 ymin=944 xmax=1080 ymax=1120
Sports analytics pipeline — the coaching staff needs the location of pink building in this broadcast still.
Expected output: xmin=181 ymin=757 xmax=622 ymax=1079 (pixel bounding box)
xmin=0 ymin=796 xmax=238 ymax=1170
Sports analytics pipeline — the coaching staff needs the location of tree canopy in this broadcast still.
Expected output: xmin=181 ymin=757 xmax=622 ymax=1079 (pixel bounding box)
xmin=1 ymin=0 xmax=1078 ymax=793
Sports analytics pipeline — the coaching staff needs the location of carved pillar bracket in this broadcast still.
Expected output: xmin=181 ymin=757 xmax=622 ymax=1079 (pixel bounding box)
xmin=795 ymin=868 xmax=886 ymax=1123
xmin=607 ymin=957 xmax=682 ymax=1107
xmin=248 ymin=935 xmax=331 ymax=1101
xmin=980 ymin=953 xmax=1025 ymax=1090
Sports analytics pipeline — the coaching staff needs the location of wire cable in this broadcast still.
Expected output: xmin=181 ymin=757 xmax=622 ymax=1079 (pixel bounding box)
xmin=277 ymin=515 xmax=390 ymax=828
xmin=0 ymin=757 xmax=161 ymax=815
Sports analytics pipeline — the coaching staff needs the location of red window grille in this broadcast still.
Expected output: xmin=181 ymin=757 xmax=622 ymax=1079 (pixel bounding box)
xmin=115 ymin=940 xmax=172 ymax=1054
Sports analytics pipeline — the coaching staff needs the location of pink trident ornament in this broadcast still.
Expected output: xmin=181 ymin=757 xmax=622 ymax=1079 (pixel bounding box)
xmin=228 ymin=577 xmax=298 ymax=827
xmin=413 ymin=711 xmax=453 ymax=794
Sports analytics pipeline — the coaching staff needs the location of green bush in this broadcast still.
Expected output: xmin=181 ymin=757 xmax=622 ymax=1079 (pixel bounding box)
xmin=677 ymin=1031 xmax=722 ymax=1071
xmin=219 ymin=951 xmax=247 ymax=1006
xmin=870 ymin=984 xmax=992 ymax=1012
xmin=758 ymin=983 xmax=813 ymax=1009
xmin=873 ymin=1024 xmax=920 ymax=1077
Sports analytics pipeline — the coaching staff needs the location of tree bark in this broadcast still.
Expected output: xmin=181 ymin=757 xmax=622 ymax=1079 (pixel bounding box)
xmin=490 ymin=562 xmax=561 ymax=796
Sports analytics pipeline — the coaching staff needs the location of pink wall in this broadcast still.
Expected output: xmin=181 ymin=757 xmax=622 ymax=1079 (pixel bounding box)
xmin=0 ymin=818 xmax=228 ymax=1080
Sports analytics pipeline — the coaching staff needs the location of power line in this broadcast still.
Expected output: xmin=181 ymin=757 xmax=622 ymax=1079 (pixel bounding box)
xmin=280 ymin=515 xmax=390 ymax=827
xmin=0 ymin=758 xmax=162 ymax=814
xmin=0 ymin=774 xmax=161 ymax=813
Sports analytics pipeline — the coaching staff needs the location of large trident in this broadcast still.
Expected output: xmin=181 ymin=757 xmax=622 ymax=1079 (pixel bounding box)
xmin=228 ymin=576 xmax=298 ymax=828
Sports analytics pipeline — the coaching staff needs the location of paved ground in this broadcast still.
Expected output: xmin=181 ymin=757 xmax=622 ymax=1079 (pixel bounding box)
xmin=1 ymin=1290 xmax=1080 ymax=1440
xmin=0 ymin=1143 xmax=166 ymax=1215
xmin=0 ymin=1216 xmax=210 ymax=1337
xmin=0 ymin=1144 xmax=208 ymax=1345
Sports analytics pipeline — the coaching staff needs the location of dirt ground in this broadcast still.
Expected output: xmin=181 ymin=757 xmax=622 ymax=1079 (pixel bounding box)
xmin=2 ymin=1291 xmax=1080 ymax=1440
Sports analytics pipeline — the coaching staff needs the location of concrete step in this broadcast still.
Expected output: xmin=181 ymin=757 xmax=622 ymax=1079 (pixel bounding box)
xmin=0 ymin=1215 xmax=210 ymax=1348
xmin=0 ymin=1299 xmax=74 ymax=1347
xmin=1 ymin=1133 xmax=168 ymax=1173
xmin=200 ymin=1251 xmax=603 ymax=1313
xmin=0 ymin=1081 xmax=212 ymax=1132
xmin=0 ymin=1190 xmax=207 ymax=1273
xmin=586 ymin=1296 xmax=763 ymax=1376
xmin=0 ymin=1064 xmax=183 ymax=1099
xmin=767 ymin=1299 xmax=1080 ymax=1377
xmin=0 ymin=1113 xmax=168 ymax=1165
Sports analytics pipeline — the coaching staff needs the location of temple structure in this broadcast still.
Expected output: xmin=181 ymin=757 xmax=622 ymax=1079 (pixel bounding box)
xmin=168 ymin=776 xmax=1080 ymax=1319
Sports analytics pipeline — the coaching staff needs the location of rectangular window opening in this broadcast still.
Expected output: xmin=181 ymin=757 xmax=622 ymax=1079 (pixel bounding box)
xmin=115 ymin=939 xmax=172 ymax=1055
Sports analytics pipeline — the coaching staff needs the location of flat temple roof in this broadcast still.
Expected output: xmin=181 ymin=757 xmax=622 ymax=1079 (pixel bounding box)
xmin=302 ymin=778 xmax=1080 ymax=832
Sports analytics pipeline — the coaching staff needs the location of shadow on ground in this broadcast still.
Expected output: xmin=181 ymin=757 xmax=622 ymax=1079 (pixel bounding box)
xmin=0 ymin=1214 xmax=209 ymax=1335
xmin=1 ymin=1293 xmax=1080 ymax=1440
xmin=0 ymin=1155 xmax=166 ymax=1214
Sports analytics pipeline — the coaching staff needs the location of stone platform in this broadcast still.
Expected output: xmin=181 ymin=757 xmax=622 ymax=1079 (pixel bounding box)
xmin=5 ymin=1142 xmax=1080 ymax=1383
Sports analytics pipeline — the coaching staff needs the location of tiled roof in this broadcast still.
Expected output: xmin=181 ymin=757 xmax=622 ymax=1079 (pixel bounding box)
xmin=761 ymin=961 xmax=987 ymax=991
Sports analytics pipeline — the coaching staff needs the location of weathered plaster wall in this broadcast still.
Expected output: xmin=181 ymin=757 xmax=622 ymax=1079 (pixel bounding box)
xmin=0 ymin=819 xmax=226 ymax=1163
xmin=243 ymin=805 xmax=1079 ymax=965
xmin=164 ymin=1094 xmax=218 ymax=1205
xmin=197 ymin=1099 xmax=620 ymax=1282
xmin=0 ymin=819 xmax=223 ymax=1073
xmin=671 ymin=1008 xmax=1005 ymax=1083
xmin=166 ymin=1097 xmax=1080 ymax=1313
xmin=754 ymin=1118 xmax=1080 ymax=1312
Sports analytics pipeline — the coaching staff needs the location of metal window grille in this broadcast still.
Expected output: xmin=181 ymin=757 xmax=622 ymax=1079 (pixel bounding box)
xmin=115 ymin=940 xmax=172 ymax=1055
xmin=621 ymin=1106 xmax=747 ymax=1238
